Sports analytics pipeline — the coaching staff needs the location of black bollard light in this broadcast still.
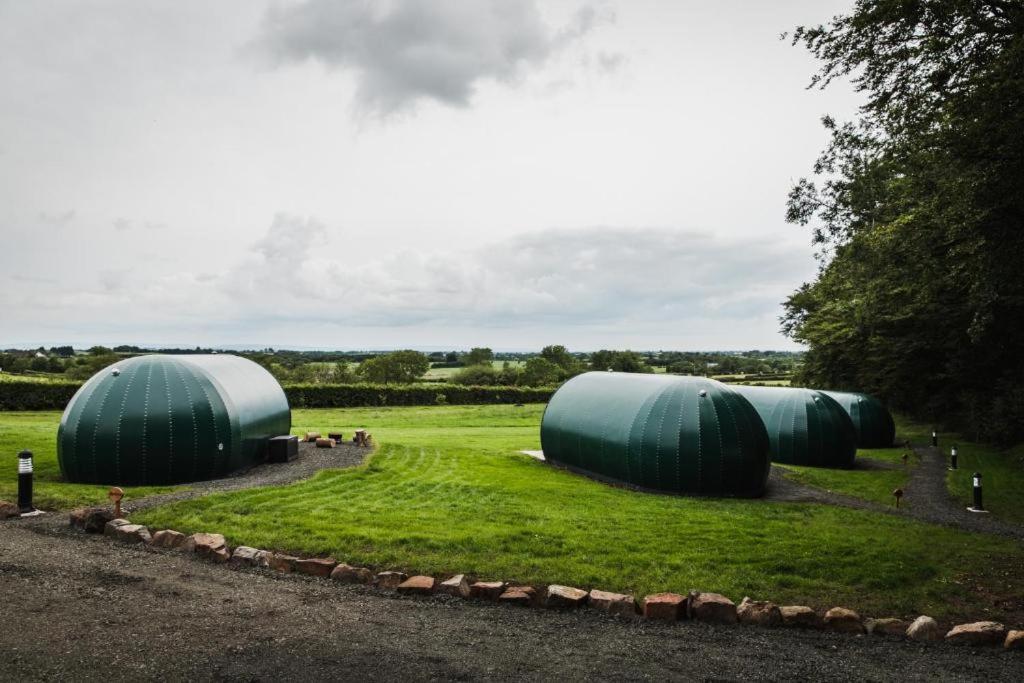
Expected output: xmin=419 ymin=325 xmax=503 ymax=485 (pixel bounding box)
xmin=970 ymin=472 xmax=984 ymax=512
xmin=950 ymin=445 xmax=958 ymax=471
xmin=17 ymin=450 xmax=34 ymax=513
xmin=931 ymin=430 xmax=938 ymax=448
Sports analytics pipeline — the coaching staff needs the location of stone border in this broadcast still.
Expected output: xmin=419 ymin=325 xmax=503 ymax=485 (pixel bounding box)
xmin=68 ymin=506 xmax=1024 ymax=651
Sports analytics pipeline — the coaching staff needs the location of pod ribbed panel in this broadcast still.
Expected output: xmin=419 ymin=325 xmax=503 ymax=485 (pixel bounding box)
xmin=821 ymin=390 xmax=896 ymax=448
xmin=57 ymin=354 xmax=290 ymax=485
xmin=540 ymin=373 xmax=769 ymax=497
xmin=732 ymin=385 xmax=857 ymax=468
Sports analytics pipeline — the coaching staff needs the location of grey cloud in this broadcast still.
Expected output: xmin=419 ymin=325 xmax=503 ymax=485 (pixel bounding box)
xmin=596 ymin=51 xmax=625 ymax=73
xmin=252 ymin=0 xmax=612 ymax=116
xmin=38 ymin=210 xmax=75 ymax=226
xmin=114 ymin=217 xmax=167 ymax=232
xmin=209 ymin=220 xmax=807 ymax=330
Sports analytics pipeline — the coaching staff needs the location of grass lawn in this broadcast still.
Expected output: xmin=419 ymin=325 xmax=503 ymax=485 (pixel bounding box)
xmin=945 ymin=438 xmax=1024 ymax=526
xmin=128 ymin=405 xmax=1024 ymax=621
xmin=774 ymin=417 xmax=929 ymax=507
xmin=0 ymin=411 xmax=183 ymax=509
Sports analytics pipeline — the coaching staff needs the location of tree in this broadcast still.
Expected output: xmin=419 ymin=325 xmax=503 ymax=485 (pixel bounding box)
xmin=540 ymin=344 xmax=583 ymax=375
xmin=356 ymin=350 xmax=430 ymax=385
xmin=520 ymin=357 xmax=561 ymax=386
xmin=588 ymin=350 xmax=652 ymax=373
xmin=785 ymin=1 xmax=1024 ymax=442
xmin=463 ymin=347 xmax=494 ymax=366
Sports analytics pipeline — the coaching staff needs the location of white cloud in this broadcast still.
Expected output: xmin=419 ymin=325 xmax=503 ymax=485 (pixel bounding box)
xmin=251 ymin=0 xmax=613 ymax=117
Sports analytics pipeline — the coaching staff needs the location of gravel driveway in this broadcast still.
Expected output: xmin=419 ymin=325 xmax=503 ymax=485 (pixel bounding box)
xmin=1 ymin=521 xmax=1022 ymax=682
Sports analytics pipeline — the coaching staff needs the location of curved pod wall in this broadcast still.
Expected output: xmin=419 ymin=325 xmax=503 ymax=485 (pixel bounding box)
xmin=820 ymin=390 xmax=896 ymax=448
xmin=540 ymin=373 xmax=770 ymax=497
xmin=58 ymin=354 xmax=291 ymax=486
xmin=732 ymin=385 xmax=857 ymax=468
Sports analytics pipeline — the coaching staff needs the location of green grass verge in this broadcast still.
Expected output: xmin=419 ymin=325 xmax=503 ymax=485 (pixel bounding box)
xmin=774 ymin=417 xmax=925 ymax=507
xmin=945 ymin=439 xmax=1024 ymax=526
xmin=0 ymin=411 xmax=183 ymax=509
xmin=129 ymin=405 xmax=1024 ymax=620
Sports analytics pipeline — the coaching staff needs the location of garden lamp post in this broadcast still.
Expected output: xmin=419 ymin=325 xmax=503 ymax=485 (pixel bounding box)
xmin=969 ymin=472 xmax=985 ymax=512
xmin=17 ymin=450 xmax=34 ymax=513
xmin=950 ymin=445 xmax=958 ymax=471
xmin=931 ymin=430 xmax=938 ymax=448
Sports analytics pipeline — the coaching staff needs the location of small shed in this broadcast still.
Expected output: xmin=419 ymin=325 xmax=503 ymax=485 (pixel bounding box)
xmin=821 ymin=390 xmax=896 ymax=448
xmin=58 ymin=354 xmax=291 ymax=485
xmin=732 ymin=385 xmax=857 ymax=468
xmin=540 ymin=372 xmax=770 ymax=497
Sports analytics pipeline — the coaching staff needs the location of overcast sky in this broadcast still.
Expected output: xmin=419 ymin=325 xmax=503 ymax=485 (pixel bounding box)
xmin=0 ymin=0 xmax=860 ymax=351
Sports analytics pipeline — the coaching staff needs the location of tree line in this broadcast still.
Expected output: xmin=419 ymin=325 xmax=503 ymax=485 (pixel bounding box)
xmin=785 ymin=0 xmax=1024 ymax=443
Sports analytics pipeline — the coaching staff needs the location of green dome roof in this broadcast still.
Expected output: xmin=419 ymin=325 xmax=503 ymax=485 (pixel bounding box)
xmin=821 ymin=390 xmax=896 ymax=448
xmin=733 ymin=385 xmax=857 ymax=468
xmin=541 ymin=373 xmax=770 ymax=497
xmin=58 ymin=354 xmax=291 ymax=486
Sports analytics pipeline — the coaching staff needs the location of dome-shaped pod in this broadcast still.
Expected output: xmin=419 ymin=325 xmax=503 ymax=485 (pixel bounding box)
xmin=540 ymin=372 xmax=770 ymax=497
xmin=57 ymin=354 xmax=291 ymax=485
xmin=731 ymin=385 xmax=857 ymax=468
xmin=820 ymin=390 xmax=896 ymax=448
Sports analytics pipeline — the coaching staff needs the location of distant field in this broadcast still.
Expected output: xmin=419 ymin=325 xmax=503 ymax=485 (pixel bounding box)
xmin=423 ymin=360 xmax=525 ymax=380
xmin=0 ymin=373 xmax=71 ymax=384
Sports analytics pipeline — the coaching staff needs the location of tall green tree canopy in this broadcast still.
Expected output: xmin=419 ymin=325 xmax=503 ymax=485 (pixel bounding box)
xmin=785 ymin=0 xmax=1024 ymax=442
xmin=356 ymin=350 xmax=430 ymax=385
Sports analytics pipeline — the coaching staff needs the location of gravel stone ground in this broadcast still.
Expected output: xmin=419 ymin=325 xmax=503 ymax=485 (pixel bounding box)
xmin=901 ymin=446 xmax=1024 ymax=541
xmin=2 ymin=521 xmax=1023 ymax=682
xmin=122 ymin=440 xmax=369 ymax=513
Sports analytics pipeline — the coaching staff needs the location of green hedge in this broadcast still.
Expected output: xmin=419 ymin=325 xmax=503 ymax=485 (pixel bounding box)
xmin=0 ymin=380 xmax=555 ymax=411
xmin=0 ymin=381 xmax=82 ymax=410
xmin=284 ymin=383 xmax=555 ymax=408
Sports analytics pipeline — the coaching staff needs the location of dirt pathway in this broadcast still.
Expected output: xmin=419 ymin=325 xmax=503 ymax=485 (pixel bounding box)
xmin=901 ymin=446 xmax=1024 ymax=541
xmin=121 ymin=440 xmax=369 ymax=514
xmin=1 ymin=522 xmax=1022 ymax=682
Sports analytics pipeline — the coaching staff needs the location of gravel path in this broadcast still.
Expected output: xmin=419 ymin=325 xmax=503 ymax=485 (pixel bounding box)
xmin=122 ymin=440 xmax=369 ymax=513
xmin=901 ymin=446 xmax=1024 ymax=541
xmin=1 ymin=521 xmax=1022 ymax=682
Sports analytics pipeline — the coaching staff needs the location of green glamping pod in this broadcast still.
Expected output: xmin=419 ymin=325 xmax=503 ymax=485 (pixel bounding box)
xmin=821 ymin=390 xmax=896 ymax=448
xmin=58 ymin=354 xmax=291 ymax=486
xmin=540 ymin=372 xmax=770 ymax=497
xmin=732 ymin=385 xmax=857 ymax=468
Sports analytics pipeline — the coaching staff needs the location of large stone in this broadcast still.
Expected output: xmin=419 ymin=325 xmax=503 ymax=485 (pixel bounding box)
xmin=545 ymin=585 xmax=588 ymax=609
xmin=151 ymin=529 xmax=188 ymax=549
xmin=642 ymin=593 xmax=687 ymax=621
xmin=588 ymin=589 xmax=637 ymax=618
xmin=294 ymin=558 xmax=337 ymax=577
xmin=906 ymin=615 xmax=942 ymax=641
xmin=68 ymin=508 xmax=89 ymax=528
xmin=865 ymin=617 xmax=910 ymax=637
xmin=945 ymin=621 xmax=1007 ymax=646
xmin=104 ymin=518 xmax=131 ymax=537
xmin=737 ymin=597 xmax=782 ymax=627
xmin=439 ymin=574 xmax=472 ymax=598
xmin=230 ymin=546 xmax=270 ymax=568
xmin=269 ymin=553 xmax=298 ymax=573
xmin=824 ymin=607 xmax=864 ymax=634
xmin=499 ymin=586 xmax=536 ymax=606
xmin=83 ymin=508 xmax=115 ymax=533
xmin=689 ymin=591 xmax=737 ymax=624
xmin=470 ymin=581 xmax=506 ymax=601
xmin=330 ymin=564 xmax=375 ymax=584
xmin=0 ymin=500 xmax=20 ymax=519
xmin=375 ymin=571 xmax=408 ymax=590
xmin=780 ymin=606 xmax=823 ymax=629
xmin=397 ymin=576 xmax=437 ymax=595
xmin=1005 ymin=630 xmax=1024 ymax=650
xmin=113 ymin=524 xmax=152 ymax=544
xmin=184 ymin=533 xmax=230 ymax=563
